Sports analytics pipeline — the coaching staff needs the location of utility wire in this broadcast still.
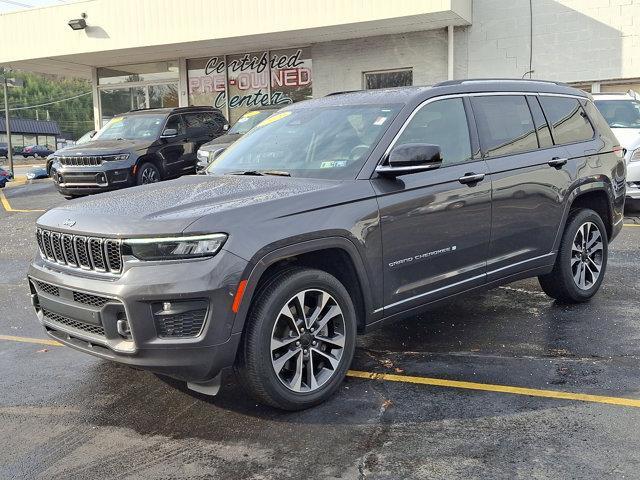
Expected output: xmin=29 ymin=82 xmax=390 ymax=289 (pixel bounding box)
xmin=5 ymin=91 xmax=91 ymax=111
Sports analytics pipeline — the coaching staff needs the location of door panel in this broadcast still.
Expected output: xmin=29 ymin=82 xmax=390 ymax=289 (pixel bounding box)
xmin=373 ymin=97 xmax=492 ymax=315
xmin=158 ymin=115 xmax=187 ymax=176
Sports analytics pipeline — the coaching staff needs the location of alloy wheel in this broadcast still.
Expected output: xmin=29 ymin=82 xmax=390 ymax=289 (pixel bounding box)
xmin=141 ymin=167 xmax=158 ymax=184
xmin=270 ymin=289 xmax=346 ymax=393
xmin=571 ymin=221 xmax=603 ymax=290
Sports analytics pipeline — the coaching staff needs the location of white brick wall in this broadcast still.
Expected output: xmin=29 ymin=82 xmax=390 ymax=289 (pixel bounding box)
xmin=467 ymin=0 xmax=640 ymax=83
xmin=311 ymin=30 xmax=447 ymax=96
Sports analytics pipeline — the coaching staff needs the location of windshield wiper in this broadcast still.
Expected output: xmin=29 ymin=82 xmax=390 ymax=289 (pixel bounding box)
xmin=226 ymin=170 xmax=291 ymax=177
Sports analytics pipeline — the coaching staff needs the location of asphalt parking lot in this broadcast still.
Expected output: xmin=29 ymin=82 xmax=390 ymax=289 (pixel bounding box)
xmin=2 ymin=179 xmax=640 ymax=479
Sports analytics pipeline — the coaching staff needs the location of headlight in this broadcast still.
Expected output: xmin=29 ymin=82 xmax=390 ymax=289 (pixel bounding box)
xmin=197 ymin=150 xmax=210 ymax=163
xmin=629 ymin=148 xmax=640 ymax=163
xmin=104 ymin=154 xmax=130 ymax=161
xmin=123 ymin=233 xmax=227 ymax=261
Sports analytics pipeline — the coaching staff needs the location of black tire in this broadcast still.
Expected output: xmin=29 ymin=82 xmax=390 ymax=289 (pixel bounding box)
xmin=136 ymin=162 xmax=161 ymax=185
xmin=538 ymin=208 xmax=608 ymax=303
xmin=235 ymin=267 xmax=357 ymax=410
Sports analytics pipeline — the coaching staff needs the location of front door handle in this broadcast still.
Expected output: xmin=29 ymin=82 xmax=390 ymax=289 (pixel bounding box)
xmin=548 ymin=157 xmax=568 ymax=168
xmin=458 ymin=172 xmax=485 ymax=185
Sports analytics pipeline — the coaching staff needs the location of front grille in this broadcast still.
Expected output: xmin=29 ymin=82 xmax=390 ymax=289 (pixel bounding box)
xmin=42 ymin=309 xmax=105 ymax=336
xmin=37 ymin=228 xmax=123 ymax=274
xmin=154 ymin=309 xmax=207 ymax=338
xmin=73 ymin=291 xmax=111 ymax=308
xmin=57 ymin=155 xmax=104 ymax=167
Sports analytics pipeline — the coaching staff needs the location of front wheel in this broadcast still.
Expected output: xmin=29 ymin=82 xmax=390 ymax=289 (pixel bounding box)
xmin=136 ymin=162 xmax=160 ymax=185
xmin=235 ymin=268 xmax=357 ymax=410
xmin=538 ymin=208 xmax=608 ymax=303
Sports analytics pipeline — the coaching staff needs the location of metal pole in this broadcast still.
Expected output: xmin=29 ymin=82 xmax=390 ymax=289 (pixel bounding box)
xmin=3 ymin=77 xmax=14 ymax=178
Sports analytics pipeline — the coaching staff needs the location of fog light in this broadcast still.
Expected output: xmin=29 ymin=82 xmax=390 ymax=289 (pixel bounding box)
xmin=163 ymin=302 xmax=172 ymax=312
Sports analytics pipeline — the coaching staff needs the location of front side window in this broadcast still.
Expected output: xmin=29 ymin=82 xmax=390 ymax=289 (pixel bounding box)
xmin=207 ymin=104 xmax=401 ymax=179
xmin=165 ymin=115 xmax=185 ymax=135
xmin=95 ymin=114 xmax=166 ymax=141
xmin=593 ymin=99 xmax=640 ymax=129
xmin=394 ymin=98 xmax=472 ymax=166
xmin=472 ymin=95 xmax=538 ymax=158
xmin=540 ymin=96 xmax=594 ymax=144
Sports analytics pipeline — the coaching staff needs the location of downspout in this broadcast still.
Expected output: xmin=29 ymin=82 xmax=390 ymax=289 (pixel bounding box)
xmin=447 ymin=25 xmax=454 ymax=80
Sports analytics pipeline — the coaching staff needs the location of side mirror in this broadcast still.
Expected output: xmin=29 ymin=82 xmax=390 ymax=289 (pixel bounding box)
xmin=376 ymin=143 xmax=443 ymax=176
xmin=88 ymin=130 xmax=97 ymax=138
xmin=222 ymin=124 xmax=230 ymax=132
xmin=161 ymin=128 xmax=178 ymax=138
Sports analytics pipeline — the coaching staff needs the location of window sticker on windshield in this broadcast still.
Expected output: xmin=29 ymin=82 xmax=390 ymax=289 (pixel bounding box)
xmin=243 ymin=111 xmax=263 ymax=118
xmin=373 ymin=116 xmax=387 ymax=126
xmin=320 ymin=161 xmax=347 ymax=168
xmin=111 ymin=117 xmax=124 ymax=124
xmin=257 ymin=111 xmax=291 ymax=127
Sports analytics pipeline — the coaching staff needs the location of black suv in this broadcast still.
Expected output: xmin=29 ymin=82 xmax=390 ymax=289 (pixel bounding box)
xmin=51 ymin=106 xmax=227 ymax=197
xmin=28 ymin=80 xmax=625 ymax=410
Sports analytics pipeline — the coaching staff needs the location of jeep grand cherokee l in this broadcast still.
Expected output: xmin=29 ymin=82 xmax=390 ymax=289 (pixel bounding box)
xmin=51 ymin=106 xmax=227 ymax=197
xmin=28 ymin=80 xmax=625 ymax=410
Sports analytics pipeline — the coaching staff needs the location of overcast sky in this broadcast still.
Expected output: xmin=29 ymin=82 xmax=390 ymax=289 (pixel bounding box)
xmin=0 ymin=0 xmax=75 ymax=13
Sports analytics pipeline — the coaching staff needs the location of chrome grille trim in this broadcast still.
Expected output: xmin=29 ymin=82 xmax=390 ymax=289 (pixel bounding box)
xmin=56 ymin=155 xmax=112 ymax=166
xmin=36 ymin=228 xmax=122 ymax=274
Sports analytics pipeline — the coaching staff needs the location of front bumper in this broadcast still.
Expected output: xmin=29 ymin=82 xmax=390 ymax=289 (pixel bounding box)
xmin=28 ymin=249 xmax=247 ymax=382
xmin=626 ymin=160 xmax=640 ymax=199
xmin=53 ymin=162 xmax=136 ymax=195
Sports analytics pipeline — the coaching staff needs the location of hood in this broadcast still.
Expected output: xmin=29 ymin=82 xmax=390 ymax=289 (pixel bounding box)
xmin=610 ymin=128 xmax=640 ymax=151
xmin=57 ymin=138 xmax=154 ymax=155
xmin=36 ymin=174 xmax=345 ymax=237
xmin=200 ymin=134 xmax=242 ymax=151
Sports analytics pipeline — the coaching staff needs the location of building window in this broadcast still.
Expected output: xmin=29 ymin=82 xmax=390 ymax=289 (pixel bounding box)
xmin=363 ymin=69 xmax=413 ymax=90
xmin=97 ymin=61 xmax=179 ymax=85
xmin=187 ymin=47 xmax=312 ymax=124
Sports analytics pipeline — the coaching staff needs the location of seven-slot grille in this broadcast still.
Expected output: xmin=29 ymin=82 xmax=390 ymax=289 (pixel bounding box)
xmin=56 ymin=155 xmax=106 ymax=166
xmin=36 ymin=228 xmax=123 ymax=274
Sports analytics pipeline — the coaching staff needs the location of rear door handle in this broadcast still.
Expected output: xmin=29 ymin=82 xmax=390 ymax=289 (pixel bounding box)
xmin=458 ymin=173 xmax=485 ymax=185
xmin=548 ymin=157 xmax=568 ymax=168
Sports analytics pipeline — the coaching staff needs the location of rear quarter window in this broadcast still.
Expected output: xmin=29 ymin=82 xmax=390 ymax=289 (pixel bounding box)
xmin=539 ymin=96 xmax=594 ymax=145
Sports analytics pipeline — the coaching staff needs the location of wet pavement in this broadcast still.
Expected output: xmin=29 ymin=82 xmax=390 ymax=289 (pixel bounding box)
xmin=2 ymin=180 xmax=640 ymax=479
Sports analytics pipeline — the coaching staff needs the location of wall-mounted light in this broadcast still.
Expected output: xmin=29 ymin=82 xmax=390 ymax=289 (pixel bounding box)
xmin=68 ymin=13 xmax=87 ymax=31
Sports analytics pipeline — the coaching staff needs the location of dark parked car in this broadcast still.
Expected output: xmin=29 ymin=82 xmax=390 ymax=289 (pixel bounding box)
xmin=50 ymin=106 xmax=227 ymax=198
xmin=0 ymin=143 xmax=8 ymax=158
xmin=28 ymin=80 xmax=625 ymax=410
xmin=47 ymin=130 xmax=96 ymax=177
xmin=0 ymin=175 xmax=6 ymax=188
xmin=26 ymin=166 xmax=49 ymax=180
xmin=22 ymin=145 xmax=55 ymax=158
xmin=196 ymin=105 xmax=280 ymax=170
xmin=0 ymin=167 xmax=13 ymax=180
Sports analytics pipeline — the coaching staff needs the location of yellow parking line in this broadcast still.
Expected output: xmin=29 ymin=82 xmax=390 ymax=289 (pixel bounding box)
xmin=3 ymin=334 xmax=640 ymax=408
xmin=624 ymin=224 xmax=640 ymax=227
xmin=0 ymin=190 xmax=45 ymax=213
xmin=0 ymin=334 xmax=62 ymax=347
xmin=347 ymin=370 xmax=640 ymax=408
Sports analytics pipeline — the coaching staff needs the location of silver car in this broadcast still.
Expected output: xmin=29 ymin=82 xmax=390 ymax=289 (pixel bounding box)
xmin=593 ymin=92 xmax=640 ymax=203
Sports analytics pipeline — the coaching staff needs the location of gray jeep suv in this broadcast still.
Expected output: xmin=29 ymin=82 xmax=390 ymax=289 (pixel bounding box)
xmin=28 ymin=80 xmax=625 ymax=410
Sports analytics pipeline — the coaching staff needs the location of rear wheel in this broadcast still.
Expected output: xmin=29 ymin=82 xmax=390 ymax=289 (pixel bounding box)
xmin=136 ymin=162 xmax=160 ymax=185
xmin=538 ymin=208 xmax=608 ymax=303
xmin=235 ymin=267 xmax=357 ymax=410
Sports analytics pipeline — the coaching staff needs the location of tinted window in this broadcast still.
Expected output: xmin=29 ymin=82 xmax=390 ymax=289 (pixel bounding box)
xmin=395 ymin=98 xmax=471 ymax=166
xmin=527 ymin=96 xmax=553 ymax=148
xmin=540 ymin=96 xmax=594 ymax=144
xmin=184 ymin=112 xmax=220 ymax=135
xmin=165 ymin=115 xmax=185 ymax=135
xmin=471 ymin=96 xmax=538 ymax=157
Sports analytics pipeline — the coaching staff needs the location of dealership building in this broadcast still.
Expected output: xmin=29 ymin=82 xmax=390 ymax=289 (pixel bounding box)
xmin=1 ymin=0 xmax=640 ymax=129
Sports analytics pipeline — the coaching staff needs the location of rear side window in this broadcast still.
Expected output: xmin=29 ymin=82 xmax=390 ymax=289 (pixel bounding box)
xmin=471 ymin=96 xmax=538 ymax=157
xmin=395 ymin=98 xmax=472 ymax=166
xmin=539 ymin=96 xmax=594 ymax=144
xmin=184 ymin=112 xmax=222 ymax=135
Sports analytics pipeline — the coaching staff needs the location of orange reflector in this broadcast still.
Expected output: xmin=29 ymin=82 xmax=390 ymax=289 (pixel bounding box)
xmin=613 ymin=146 xmax=624 ymax=158
xmin=132 ymin=165 xmax=138 ymax=175
xmin=232 ymin=280 xmax=248 ymax=313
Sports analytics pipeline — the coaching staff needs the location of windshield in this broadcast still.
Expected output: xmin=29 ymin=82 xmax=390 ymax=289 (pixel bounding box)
xmin=76 ymin=130 xmax=95 ymax=145
xmin=206 ymin=104 xmax=401 ymax=180
xmin=94 ymin=114 xmax=165 ymax=141
xmin=594 ymin=99 xmax=640 ymax=129
xmin=228 ymin=109 xmax=279 ymax=135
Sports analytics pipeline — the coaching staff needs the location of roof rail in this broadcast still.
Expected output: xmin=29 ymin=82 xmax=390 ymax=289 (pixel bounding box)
xmin=127 ymin=105 xmax=220 ymax=113
xmin=433 ymin=78 xmax=570 ymax=88
xmin=325 ymin=90 xmax=363 ymax=96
